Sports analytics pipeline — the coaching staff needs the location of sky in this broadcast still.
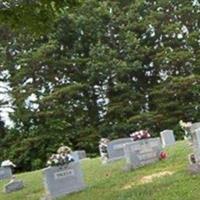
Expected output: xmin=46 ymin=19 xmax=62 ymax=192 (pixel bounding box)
xmin=0 ymin=81 xmax=13 ymax=127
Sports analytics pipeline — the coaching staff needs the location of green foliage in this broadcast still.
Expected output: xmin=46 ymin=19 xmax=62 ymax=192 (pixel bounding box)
xmin=0 ymin=0 xmax=200 ymax=171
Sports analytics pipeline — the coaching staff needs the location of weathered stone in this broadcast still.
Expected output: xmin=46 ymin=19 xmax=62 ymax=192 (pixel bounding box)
xmin=124 ymin=138 xmax=162 ymax=171
xmin=0 ymin=167 xmax=12 ymax=180
xmin=4 ymin=180 xmax=24 ymax=193
xmin=43 ymin=162 xmax=86 ymax=199
xmin=160 ymin=130 xmax=175 ymax=148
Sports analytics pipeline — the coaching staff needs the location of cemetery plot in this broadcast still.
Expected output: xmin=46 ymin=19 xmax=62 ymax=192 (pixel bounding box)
xmin=124 ymin=138 xmax=162 ymax=170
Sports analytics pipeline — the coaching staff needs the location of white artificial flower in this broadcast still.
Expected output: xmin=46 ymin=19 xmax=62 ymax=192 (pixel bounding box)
xmin=47 ymin=161 xmax=52 ymax=166
xmin=1 ymin=160 xmax=16 ymax=167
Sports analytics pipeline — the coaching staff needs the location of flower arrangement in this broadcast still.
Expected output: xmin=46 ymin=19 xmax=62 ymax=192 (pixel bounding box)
xmin=130 ymin=130 xmax=151 ymax=141
xmin=179 ymin=120 xmax=192 ymax=132
xmin=99 ymin=138 xmax=110 ymax=164
xmin=179 ymin=120 xmax=193 ymax=139
xmin=47 ymin=146 xmax=74 ymax=167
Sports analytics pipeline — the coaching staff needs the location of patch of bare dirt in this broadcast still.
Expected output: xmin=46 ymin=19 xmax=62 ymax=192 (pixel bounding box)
xmin=122 ymin=171 xmax=174 ymax=190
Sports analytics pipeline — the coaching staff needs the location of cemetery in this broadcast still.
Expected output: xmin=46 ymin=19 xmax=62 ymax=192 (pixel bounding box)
xmin=0 ymin=1 xmax=200 ymax=200
xmin=0 ymin=139 xmax=200 ymax=200
xmin=1 ymin=124 xmax=200 ymax=199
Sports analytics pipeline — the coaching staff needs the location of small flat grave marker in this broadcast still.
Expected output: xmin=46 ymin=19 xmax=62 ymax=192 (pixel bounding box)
xmin=4 ymin=180 xmax=24 ymax=193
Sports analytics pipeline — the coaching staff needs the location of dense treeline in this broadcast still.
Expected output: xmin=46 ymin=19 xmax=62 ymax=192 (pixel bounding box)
xmin=0 ymin=0 xmax=200 ymax=171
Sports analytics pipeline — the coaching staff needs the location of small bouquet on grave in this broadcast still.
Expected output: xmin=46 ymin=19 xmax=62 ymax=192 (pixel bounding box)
xmin=99 ymin=138 xmax=110 ymax=164
xmin=130 ymin=130 xmax=151 ymax=141
xmin=179 ymin=120 xmax=192 ymax=132
xmin=46 ymin=146 xmax=74 ymax=167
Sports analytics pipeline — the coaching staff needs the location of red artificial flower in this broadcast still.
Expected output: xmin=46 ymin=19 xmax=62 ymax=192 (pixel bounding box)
xmin=159 ymin=151 xmax=167 ymax=160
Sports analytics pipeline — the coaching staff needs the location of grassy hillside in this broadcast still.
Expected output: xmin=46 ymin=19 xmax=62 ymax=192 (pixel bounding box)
xmin=0 ymin=141 xmax=200 ymax=200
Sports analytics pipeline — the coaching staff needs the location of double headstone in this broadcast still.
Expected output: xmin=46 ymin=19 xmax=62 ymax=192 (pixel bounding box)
xmin=107 ymin=138 xmax=133 ymax=162
xmin=124 ymin=138 xmax=162 ymax=170
xmin=0 ymin=167 xmax=12 ymax=180
xmin=43 ymin=162 xmax=86 ymax=199
xmin=160 ymin=130 xmax=175 ymax=148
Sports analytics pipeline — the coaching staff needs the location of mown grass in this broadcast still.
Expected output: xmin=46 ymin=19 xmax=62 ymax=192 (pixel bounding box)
xmin=0 ymin=141 xmax=200 ymax=200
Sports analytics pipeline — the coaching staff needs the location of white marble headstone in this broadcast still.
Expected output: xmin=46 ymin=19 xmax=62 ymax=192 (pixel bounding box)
xmin=160 ymin=130 xmax=175 ymax=148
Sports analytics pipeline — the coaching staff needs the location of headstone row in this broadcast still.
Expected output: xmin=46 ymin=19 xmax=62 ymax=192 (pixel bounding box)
xmin=100 ymin=130 xmax=176 ymax=165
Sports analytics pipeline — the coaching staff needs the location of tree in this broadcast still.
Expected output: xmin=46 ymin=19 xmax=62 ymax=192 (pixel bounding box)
xmin=0 ymin=0 xmax=200 ymax=171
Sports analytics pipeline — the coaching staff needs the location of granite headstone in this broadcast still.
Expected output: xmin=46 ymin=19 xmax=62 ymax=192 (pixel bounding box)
xmin=124 ymin=138 xmax=162 ymax=170
xmin=160 ymin=130 xmax=175 ymax=148
xmin=191 ymin=128 xmax=200 ymax=163
xmin=4 ymin=180 xmax=24 ymax=193
xmin=0 ymin=167 xmax=12 ymax=180
xmin=107 ymin=138 xmax=133 ymax=161
xmin=43 ymin=162 xmax=86 ymax=199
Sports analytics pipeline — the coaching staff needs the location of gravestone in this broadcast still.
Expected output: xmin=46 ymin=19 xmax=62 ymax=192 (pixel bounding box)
xmin=107 ymin=138 xmax=133 ymax=161
xmin=73 ymin=151 xmax=86 ymax=160
xmin=160 ymin=130 xmax=175 ymax=148
xmin=4 ymin=180 xmax=24 ymax=193
xmin=124 ymin=138 xmax=162 ymax=170
xmin=43 ymin=162 xmax=86 ymax=199
xmin=190 ymin=128 xmax=200 ymax=163
xmin=71 ymin=152 xmax=80 ymax=162
xmin=0 ymin=167 xmax=12 ymax=180
xmin=190 ymin=122 xmax=200 ymax=132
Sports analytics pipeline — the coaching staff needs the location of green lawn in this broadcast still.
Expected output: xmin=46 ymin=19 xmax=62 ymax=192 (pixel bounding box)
xmin=0 ymin=141 xmax=200 ymax=200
